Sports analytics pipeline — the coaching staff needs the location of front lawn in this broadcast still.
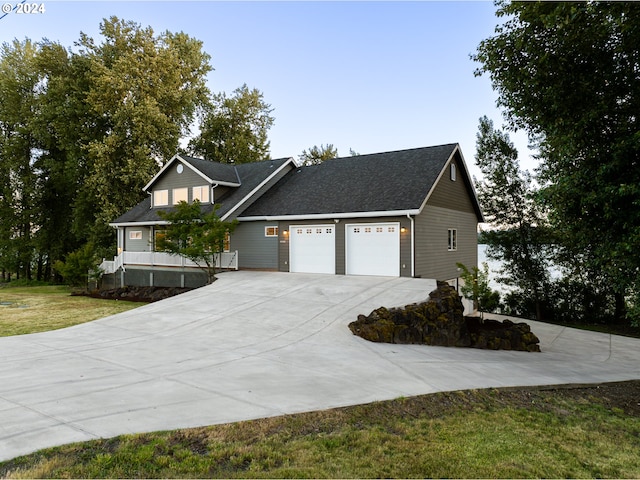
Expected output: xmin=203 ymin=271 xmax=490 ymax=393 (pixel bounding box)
xmin=0 ymin=285 xmax=144 ymax=337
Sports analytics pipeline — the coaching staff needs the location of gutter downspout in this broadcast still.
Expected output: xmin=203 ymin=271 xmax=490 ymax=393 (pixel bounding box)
xmin=407 ymin=213 xmax=415 ymax=277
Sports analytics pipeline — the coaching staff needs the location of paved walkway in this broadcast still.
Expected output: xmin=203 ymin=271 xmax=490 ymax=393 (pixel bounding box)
xmin=1 ymin=271 xmax=639 ymax=461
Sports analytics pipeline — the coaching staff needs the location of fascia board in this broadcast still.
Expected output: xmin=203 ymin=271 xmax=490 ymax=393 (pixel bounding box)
xmin=142 ymin=154 xmax=240 ymax=192
xmin=142 ymin=154 xmax=181 ymax=192
xmin=237 ymin=209 xmax=421 ymax=222
xmin=221 ymin=158 xmax=296 ymax=221
xmin=109 ymin=221 xmax=170 ymax=228
xmin=455 ymin=146 xmax=485 ymax=222
xmin=416 ymin=144 xmax=485 ymax=222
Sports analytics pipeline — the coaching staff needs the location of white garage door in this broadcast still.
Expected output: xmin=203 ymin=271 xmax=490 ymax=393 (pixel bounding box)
xmin=290 ymin=225 xmax=335 ymax=274
xmin=346 ymin=223 xmax=400 ymax=276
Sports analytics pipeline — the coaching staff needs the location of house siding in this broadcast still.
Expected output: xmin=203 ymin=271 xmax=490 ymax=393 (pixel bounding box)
xmin=414 ymin=205 xmax=477 ymax=280
xmin=231 ymin=221 xmax=279 ymax=269
xmin=277 ymin=216 xmax=412 ymax=277
xmin=123 ymin=226 xmax=152 ymax=252
xmin=153 ymin=161 xmax=212 ymax=205
xmin=427 ymin=154 xmax=476 ymax=213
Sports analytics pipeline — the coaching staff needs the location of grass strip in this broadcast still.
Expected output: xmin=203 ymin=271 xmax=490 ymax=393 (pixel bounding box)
xmin=2 ymin=381 xmax=639 ymax=479
xmin=0 ymin=285 xmax=144 ymax=337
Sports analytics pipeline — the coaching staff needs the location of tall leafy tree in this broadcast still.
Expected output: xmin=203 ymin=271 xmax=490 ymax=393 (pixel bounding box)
xmin=76 ymin=17 xmax=212 ymax=254
xmin=474 ymin=116 xmax=553 ymax=320
xmin=0 ymin=39 xmax=41 ymax=280
xmin=188 ymin=84 xmax=274 ymax=164
xmin=298 ymin=144 xmax=338 ymax=166
xmin=474 ymin=1 xmax=640 ymax=323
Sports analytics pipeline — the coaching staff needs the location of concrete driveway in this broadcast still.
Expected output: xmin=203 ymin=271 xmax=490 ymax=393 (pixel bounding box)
xmin=1 ymin=271 xmax=639 ymax=461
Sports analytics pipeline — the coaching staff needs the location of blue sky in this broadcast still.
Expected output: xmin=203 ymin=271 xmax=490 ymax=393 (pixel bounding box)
xmin=0 ymin=1 xmax=534 ymax=179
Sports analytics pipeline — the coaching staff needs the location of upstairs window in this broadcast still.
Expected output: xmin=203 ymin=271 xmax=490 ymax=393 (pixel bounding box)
xmin=173 ymin=187 xmax=188 ymax=205
xmin=450 ymin=163 xmax=457 ymax=181
xmin=193 ymin=186 xmax=210 ymax=203
xmin=154 ymin=190 xmax=168 ymax=207
xmin=448 ymin=229 xmax=457 ymax=251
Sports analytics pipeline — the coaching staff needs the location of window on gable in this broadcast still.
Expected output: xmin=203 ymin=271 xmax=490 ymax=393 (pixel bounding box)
xmin=265 ymin=226 xmax=278 ymax=237
xmin=448 ymin=229 xmax=457 ymax=251
xmin=173 ymin=187 xmax=188 ymax=205
xmin=450 ymin=163 xmax=457 ymax=181
xmin=129 ymin=230 xmax=142 ymax=240
xmin=154 ymin=190 xmax=168 ymax=207
xmin=193 ymin=186 xmax=210 ymax=203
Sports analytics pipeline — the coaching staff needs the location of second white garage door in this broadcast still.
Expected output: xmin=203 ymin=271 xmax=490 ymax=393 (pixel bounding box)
xmin=290 ymin=225 xmax=335 ymax=274
xmin=346 ymin=223 xmax=400 ymax=276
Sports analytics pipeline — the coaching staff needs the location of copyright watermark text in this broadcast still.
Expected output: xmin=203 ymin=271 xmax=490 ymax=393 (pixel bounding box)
xmin=1 ymin=2 xmax=46 ymax=18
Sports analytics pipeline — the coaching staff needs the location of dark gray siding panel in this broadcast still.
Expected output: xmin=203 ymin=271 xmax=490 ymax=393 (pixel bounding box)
xmin=427 ymin=154 xmax=476 ymax=214
xmin=277 ymin=216 xmax=412 ymax=277
xmin=414 ymin=205 xmax=477 ymax=280
xmin=153 ymin=161 xmax=212 ymax=205
xmin=231 ymin=221 xmax=279 ymax=269
xmin=123 ymin=226 xmax=152 ymax=252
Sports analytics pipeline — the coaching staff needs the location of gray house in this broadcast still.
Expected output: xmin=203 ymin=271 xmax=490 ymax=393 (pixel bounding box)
xmin=104 ymin=143 xmax=484 ymax=288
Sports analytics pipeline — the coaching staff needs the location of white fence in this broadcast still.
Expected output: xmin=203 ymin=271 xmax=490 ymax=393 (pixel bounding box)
xmin=100 ymin=251 xmax=238 ymax=274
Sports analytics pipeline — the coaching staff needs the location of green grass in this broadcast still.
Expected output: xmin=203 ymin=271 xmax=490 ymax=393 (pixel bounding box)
xmin=0 ymin=285 xmax=144 ymax=336
xmin=2 ymin=383 xmax=639 ymax=479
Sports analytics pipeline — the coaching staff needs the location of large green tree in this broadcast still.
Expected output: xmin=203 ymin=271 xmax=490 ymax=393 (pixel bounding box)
xmin=474 ymin=116 xmax=553 ymax=320
xmin=0 ymin=39 xmax=41 ymax=280
xmin=474 ymin=1 xmax=640 ymax=323
xmin=188 ymin=84 xmax=274 ymax=164
xmin=77 ymin=17 xmax=212 ymax=254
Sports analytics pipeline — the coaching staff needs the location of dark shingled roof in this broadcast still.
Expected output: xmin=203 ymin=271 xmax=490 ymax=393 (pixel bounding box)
xmin=241 ymin=144 xmax=458 ymax=217
xmin=179 ymin=155 xmax=240 ymax=185
xmin=112 ymin=157 xmax=292 ymax=224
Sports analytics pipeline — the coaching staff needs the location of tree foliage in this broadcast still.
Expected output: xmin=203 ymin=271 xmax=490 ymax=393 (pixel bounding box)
xmin=0 ymin=17 xmax=267 ymax=284
xmin=156 ymin=201 xmax=238 ymax=284
xmin=474 ymin=2 xmax=640 ymax=323
xmin=474 ymin=116 xmax=553 ymax=320
xmin=298 ymin=144 xmax=338 ymax=166
xmin=457 ymin=262 xmax=501 ymax=318
xmin=188 ymin=84 xmax=274 ymax=164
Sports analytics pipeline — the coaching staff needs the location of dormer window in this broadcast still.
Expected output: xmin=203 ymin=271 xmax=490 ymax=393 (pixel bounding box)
xmin=173 ymin=187 xmax=188 ymax=205
xmin=193 ymin=186 xmax=210 ymax=203
xmin=154 ymin=189 xmax=168 ymax=207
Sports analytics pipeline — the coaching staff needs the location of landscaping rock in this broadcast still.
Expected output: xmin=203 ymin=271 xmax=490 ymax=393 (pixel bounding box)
xmin=349 ymin=281 xmax=471 ymax=347
xmin=349 ymin=281 xmax=540 ymax=352
xmin=78 ymin=286 xmax=193 ymax=303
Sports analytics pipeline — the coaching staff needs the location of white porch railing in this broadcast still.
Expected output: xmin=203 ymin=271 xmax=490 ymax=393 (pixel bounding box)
xmin=99 ymin=251 xmax=238 ymax=274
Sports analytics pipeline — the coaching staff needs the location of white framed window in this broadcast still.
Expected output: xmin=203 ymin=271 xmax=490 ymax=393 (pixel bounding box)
xmin=153 ymin=189 xmax=168 ymax=207
xmin=448 ymin=229 xmax=457 ymax=251
xmin=450 ymin=163 xmax=457 ymax=181
xmin=173 ymin=187 xmax=188 ymax=205
xmin=265 ymin=226 xmax=278 ymax=237
xmin=129 ymin=230 xmax=142 ymax=240
xmin=193 ymin=185 xmax=210 ymax=203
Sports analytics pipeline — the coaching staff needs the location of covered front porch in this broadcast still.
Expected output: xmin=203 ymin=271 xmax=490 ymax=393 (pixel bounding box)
xmin=99 ymin=251 xmax=239 ymax=289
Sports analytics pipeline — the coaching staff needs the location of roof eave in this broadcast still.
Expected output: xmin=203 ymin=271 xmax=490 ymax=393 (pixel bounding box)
xmin=237 ymin=209 xmax=421 ymax=222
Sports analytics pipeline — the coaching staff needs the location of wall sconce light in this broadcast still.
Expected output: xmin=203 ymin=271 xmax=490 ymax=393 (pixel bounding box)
xmin=283 ymin=230 xmax=289 ymax=235
xmin=401 ymin=227 xmax=407 ymax=233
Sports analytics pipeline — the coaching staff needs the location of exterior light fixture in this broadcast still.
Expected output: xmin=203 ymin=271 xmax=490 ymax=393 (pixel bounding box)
xmin=401 ymin=227 xmax=407 ymax=233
